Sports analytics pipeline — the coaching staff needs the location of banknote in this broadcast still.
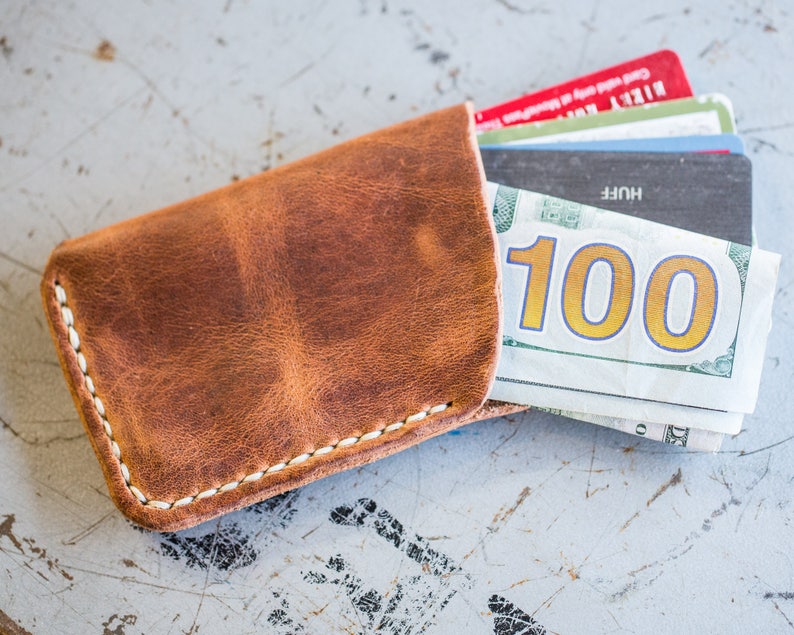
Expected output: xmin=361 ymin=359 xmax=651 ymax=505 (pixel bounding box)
xmin=503 ymin=378 xmax=744 ymax=434
xmin=482 ymin=149 xmax=751 ymax=446
xmin=535 ymin=407 xmax=724 ymax=452
xmin=475 ymin=49 xmax=692 ymax=131
xmin=476 ymin=94 xmax=736 ymax=146
xmin=479 ymin=133 xmax=745 ymax=154
xmin=486 ymin=183 xmax=780 ymax=435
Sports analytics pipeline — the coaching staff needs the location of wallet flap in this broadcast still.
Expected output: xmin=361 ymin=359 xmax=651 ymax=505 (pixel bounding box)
xmin=42 ymin=103 xmax=503 ymax=531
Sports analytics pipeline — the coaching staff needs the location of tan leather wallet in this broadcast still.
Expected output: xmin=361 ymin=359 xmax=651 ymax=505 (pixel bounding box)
xmin=41 ymin=103 xmax=526 ymax=531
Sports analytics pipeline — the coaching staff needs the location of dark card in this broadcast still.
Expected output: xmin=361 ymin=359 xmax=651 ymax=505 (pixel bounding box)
xmin=480 ymin=149 xmax=752 ymax=245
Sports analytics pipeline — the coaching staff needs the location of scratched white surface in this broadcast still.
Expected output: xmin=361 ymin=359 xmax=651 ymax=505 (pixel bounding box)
xmin=1 ymin=1 xmax=792 ymax=633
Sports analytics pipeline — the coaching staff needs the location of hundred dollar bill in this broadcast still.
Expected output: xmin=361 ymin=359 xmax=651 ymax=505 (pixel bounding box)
xmin=487 ymin=183 xmax=780 ymax=435
xmin=535 ymin=407 xmax=724 ymax=452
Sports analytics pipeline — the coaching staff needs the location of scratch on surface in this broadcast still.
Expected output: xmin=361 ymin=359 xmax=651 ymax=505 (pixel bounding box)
xmin=733 ymin=433 xmax=794 ymax=457
xmin=490 ymin=486 xmax=532 ymax=529
xmin=612 ymin=480 xmax=745 ymax=602
xmin=741 ymin=121 xmax=794 ymax=134
xmin=534 ymin=584 xmax=565 ymax=614
xmin=575 ymin=0 xmax=600 ymax=74
xmin=64 ymin=564 xmax=212 ymax=596
xmin=620 ymin=511 xmax=640 ymax=532
xmin=0 ymin=414 xmax=83 ymax=447
xmin=0 ymin=86 xmax=147 ymax=192
xmin=187 ymin=521 xmax=220 ymax=635
xmin=745 ymin=137 xmax=794 ymax=157
xmin=0 ymin=415 xmax=22 ymax=444
xmin=699 ymin=39 xmax=720 ymax=58
xmin=646 ymin=468 xmax=682 ymax=507
xmin=772 ymin=602 xmax=794 ymax=629
xmin=585 ymin=431 xmax=597 ymax=498
xmin=279 ymin=60 xmax=317 ymax=88
xmin=642 ymin=12 xmax=669 ymax=23
xmin=62 ymin=510 xmax=114 ymax=545
xmin=279 ymin=42 xmax=338 ymax=89
xmin=493 ymin=0 xmax=551 ymax=15
xmin=488 ymin=426 xmax=520 ymax=457
xmin=0 ymin=251 xmax=41 ymax=276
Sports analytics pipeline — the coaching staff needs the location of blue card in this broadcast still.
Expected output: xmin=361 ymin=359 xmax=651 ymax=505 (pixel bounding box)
xmin=479 ymin=134 xmax=744 ymax=155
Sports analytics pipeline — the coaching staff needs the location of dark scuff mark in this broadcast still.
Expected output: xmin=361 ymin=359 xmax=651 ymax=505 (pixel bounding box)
xmin=305 ymin=555 xmax=383 ymax=623
xmin=0 ymin=514 xmax=73 ymax=580
xmin=242 ymin=491 xmax=299 ymax=525
xmin=646 ymin=467 xmax=682 ymax=507
xmin=430 ymin=50 xmax=450 ymax=64
xmin=101 ymin=613 xmax=137 ymax=635
xmin=489 ymin=595 xmax=547 ymax=635
xmin=318 ymin=499 xmax=466 ymax=632
xmin=158 ymin=522 xmax=257 ymax=571
xmin=0 ymin=610 xmax=33 ymax=635
xmin=21 ymin=535 xmax=74 ymax=580
xmin=330 ymin=498 xmax=460 ymax=577
xmin=0 ymin=36 xmax=12 ymax=60
xmin=304 ymin=553 xmax=454 ymax=634
xmin=0 ymin=514 xmax=24 ymax=552
xmin=152 ymin=492 xmax=298 ymax=571
xmin=702 ymin=496 xmax=741 ymax=531
xmin=266 ymin=592 xmax=305 ymax=633
xmin=93 ymin=40 xmax=116 ymax=62
xmin=764 ymin=591 xmax=794 ymax=600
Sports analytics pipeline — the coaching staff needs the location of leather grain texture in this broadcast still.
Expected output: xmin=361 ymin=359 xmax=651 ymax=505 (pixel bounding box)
xmin=41 ymin=103 xmax=512 ymax=531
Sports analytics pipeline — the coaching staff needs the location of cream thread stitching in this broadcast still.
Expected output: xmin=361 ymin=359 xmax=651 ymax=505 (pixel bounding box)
xmin=53 ymin=282 xmax=452 ymax=511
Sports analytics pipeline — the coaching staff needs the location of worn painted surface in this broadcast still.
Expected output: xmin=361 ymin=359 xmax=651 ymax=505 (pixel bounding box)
xmin=0 ymin=1 xmax=792 ymax=633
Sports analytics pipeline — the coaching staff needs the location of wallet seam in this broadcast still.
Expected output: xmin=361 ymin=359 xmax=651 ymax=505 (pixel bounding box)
xmin=54 ymin=282 xmax=452 ymax=511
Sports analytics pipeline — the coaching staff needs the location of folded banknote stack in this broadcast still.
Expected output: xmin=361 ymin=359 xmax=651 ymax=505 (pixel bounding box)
xmin=475 ymin=50 xmax=780 ymax=452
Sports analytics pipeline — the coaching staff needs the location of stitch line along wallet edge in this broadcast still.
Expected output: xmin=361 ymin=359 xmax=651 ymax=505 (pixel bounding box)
xmin=41 ymin=103 xmax=527 ymax=531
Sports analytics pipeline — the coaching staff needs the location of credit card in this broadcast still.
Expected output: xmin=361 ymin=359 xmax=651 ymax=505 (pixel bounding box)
xmin=475 ymin=49 xmax=693 ymax=132
xmin=480 ymin=133 xmax=745 ymax=155
xmin=476 ymin=94 xmax=736 ymax=146
xmin=480 ymin=149 xmax=752 ymax=245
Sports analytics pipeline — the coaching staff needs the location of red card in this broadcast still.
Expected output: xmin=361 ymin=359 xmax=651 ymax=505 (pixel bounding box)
xmin=475 ymin=50 xmax=693 ymax=132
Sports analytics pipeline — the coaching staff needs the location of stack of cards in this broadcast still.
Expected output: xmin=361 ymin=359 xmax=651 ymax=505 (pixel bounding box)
xmin=476 ymin=51 xmax=762 ymax=451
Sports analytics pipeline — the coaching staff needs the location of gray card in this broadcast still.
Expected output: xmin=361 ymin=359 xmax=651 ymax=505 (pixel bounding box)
xmin=480 ymin=149 xmax=752 ymax=245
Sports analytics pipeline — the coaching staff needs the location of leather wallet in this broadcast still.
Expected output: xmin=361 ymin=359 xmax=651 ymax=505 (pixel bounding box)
xmin=41 ymin=103 xmax=526 ymax=531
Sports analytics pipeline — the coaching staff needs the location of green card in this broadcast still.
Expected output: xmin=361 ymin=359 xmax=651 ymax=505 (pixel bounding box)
xmin=477 ymin=94 xmax=736 ymax=146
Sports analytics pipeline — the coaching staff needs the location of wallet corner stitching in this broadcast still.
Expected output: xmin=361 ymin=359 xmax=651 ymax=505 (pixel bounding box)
xmin=53 ymin=281 xmax=453 ymax=512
